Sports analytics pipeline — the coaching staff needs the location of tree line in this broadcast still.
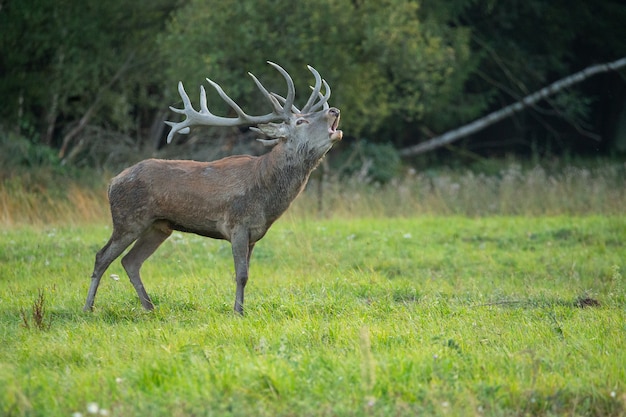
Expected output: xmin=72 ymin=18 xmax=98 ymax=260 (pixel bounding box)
xmin=1 ymin=0 xmax=625 ymax=169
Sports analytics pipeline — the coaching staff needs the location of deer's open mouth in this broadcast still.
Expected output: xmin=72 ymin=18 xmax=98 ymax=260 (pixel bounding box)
xmin=328 ymin=109 xmax=342 ymax=141
xmin=330 ymin=115 xmax=340 ymax=131
xmin=329 ymin=118 xmax=342 ymax=142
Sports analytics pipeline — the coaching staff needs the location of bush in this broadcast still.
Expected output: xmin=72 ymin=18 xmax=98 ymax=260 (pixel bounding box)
xmin=0 ymin=131 xmax=60 ymax=169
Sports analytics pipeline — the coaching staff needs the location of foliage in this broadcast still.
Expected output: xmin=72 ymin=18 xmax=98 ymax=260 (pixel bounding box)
xmin=424 ymin=0 xmax=626 ymax=154
xmin=0 ymin=0 xmax=175 ymax=150
xmin=0 ymin=131 xmax=60 ymax=169
xmin=1 ymin=0 xmax=625 ymax=167
xmin=0 ymin=217 xmax=625 ymax=416
xmin=159 ymin=0 xmax=474 ymax=143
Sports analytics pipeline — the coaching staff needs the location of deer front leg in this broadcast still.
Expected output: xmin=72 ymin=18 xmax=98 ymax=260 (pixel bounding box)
xmin=231 ymin=231 xmax=254 ymax=315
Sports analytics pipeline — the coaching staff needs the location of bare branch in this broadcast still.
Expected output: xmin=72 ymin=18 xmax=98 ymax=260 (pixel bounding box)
xmin=59 ymin=52 xmax=135 ymax=159
xmin=400 ymin=56 xmax=626 ymax=157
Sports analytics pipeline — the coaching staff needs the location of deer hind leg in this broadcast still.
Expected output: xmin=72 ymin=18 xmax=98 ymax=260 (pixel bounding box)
xmin=121 ymin=222 xmax=172 ymax=310
xmin=231 ymin=230 xmax=254 ymax=315
xmin=84 ymin=230 xmax=138 ymax=312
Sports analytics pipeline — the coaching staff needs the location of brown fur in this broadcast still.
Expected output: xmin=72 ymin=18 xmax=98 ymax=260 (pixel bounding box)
xmin=83 ymin=107 xmax=342 ymax=314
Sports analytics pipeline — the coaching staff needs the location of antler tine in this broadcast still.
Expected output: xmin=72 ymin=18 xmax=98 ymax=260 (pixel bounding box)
xmin=267 ymin=61 xmax=296 ymax=114
xmin=247 ymin=72 xmax=284 ymax=113
xmin=301 ymin=65 xmax=323 ymax=113
xmin=309 ymin=79 xmax=331 ymax=112
xmin=199 ymin=85 xmax=210 ymax=114
xmin=247 ymin=62 xmax=297 ymax=116
xmin=205 ymin=77 xmax=252 ymax=120
xmin=165 ymin=82 xmax=194 ymax=143
xmin=270 ymin=93 xmax=301 ymax=113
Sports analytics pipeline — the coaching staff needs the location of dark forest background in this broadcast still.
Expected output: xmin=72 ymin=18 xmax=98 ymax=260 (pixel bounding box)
xmin=1 ymin=0 xmax=626 ymax=174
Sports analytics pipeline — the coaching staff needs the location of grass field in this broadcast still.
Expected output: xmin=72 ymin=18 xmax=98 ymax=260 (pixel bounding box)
xmin=1 ymin=215 xmax=625 ymax=416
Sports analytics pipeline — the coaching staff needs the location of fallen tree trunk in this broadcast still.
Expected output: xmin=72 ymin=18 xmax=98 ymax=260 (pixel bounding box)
xmin=400 ymin=56 xmax=626 ymax=157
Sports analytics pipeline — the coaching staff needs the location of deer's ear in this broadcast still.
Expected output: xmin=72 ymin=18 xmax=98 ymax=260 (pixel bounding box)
xmin=253 ymin=122 xmax=289 ymax=139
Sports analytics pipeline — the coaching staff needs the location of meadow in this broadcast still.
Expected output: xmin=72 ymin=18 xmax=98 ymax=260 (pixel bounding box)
xmin=1 ymin=160 xmax=625 ymax=416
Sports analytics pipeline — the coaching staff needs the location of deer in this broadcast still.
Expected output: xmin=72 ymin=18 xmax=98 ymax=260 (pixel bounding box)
xmin=83 ymin=62 xmax=342 ymax=315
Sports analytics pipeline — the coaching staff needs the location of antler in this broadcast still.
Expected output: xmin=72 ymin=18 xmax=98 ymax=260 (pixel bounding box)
xmin=301 ymin=65 xmax=331 ymax=113
xmin=165 ymin=62 xmax=332 ymax=143
xmin=270 ymin=65 xmax=331 ymax=114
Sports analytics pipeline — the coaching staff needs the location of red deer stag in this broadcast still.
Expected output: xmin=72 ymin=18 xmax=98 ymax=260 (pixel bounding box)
xmin=83 ymin=62 xmax=342 ymax=315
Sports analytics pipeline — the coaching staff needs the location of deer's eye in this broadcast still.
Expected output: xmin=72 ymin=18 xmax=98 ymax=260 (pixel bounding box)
xmin=296 ymin=119 xmax=309 ymax=126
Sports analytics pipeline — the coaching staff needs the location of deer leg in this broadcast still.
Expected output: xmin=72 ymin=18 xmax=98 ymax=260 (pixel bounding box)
xmin=247 ymin=242 xmax=256 ymax=265
xmin=84 ymin=231 xmax=137 ymax=312
xmin=121 ymin=223 xmax=172 ymax=310
xmin=231 ymin=231 xmax=253 ymax=315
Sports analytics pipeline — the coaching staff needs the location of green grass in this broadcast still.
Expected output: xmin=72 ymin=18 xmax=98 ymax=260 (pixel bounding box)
xmin=1 ymin=216 xmax=625 ymax=416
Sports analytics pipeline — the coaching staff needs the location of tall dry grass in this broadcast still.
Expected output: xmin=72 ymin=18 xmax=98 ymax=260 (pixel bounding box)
xmin=1 ymin=160 xmax=625 ymax=227
xmin=1 ymin=174 xmax=109 ymax=227
xmin=292 ymin=161 xmax=626 ymax=218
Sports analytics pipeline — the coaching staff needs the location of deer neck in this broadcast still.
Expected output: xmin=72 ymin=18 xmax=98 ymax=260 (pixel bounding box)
xmin=256 ymin=141 xmax=327 ymax=207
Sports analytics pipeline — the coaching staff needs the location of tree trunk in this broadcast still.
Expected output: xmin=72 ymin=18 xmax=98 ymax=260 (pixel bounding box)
xmin=400 ymin=56 xmax=626 ymax=157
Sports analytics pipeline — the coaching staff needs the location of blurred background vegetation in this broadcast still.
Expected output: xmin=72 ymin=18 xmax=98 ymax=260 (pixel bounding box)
xmin=1 ymin=0 xmax=625 ymax=196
